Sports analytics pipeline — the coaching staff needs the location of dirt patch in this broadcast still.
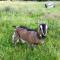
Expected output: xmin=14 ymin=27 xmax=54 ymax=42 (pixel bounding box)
xmin=43 ymin=12 xmax=60 ymax=20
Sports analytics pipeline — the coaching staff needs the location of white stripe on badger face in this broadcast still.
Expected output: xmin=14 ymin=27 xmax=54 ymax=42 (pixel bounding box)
xmin=40 ymin=25 xmax=42 ymax=29
xmin=40 ymin=25 xmax=43 ymax=34
xmin=46 ymin=25 xmax=48 ymax=30
xmin=46 ymin=25 xmax=48 ymax=34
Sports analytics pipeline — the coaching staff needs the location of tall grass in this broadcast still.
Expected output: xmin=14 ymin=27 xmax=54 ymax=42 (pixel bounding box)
xmin=0 ymin=1 xmax=60 ymax=60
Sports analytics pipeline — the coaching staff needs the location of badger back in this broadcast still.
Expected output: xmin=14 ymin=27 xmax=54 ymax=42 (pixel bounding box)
xmin=16 ymin=27 xmax=40 ymax=44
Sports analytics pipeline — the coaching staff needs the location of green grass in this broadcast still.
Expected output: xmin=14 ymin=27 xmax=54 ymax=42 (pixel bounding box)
xmin=0 ymin=1 xmax=60 ymax=60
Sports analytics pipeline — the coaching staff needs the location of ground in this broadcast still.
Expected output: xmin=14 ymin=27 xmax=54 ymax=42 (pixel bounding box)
xmin=0 ymin=1 xmax=60 ymax=60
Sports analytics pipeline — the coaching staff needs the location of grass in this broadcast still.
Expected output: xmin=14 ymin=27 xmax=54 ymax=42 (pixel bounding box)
xmin=0 ymin=1 xmax=60 ymax=60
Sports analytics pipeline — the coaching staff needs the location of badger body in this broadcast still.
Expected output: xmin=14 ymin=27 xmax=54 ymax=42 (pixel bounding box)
xmin=13 ymin=27 xmax=41 ymax=45
xmin=12 ymin=24 xmax=48 ymax=46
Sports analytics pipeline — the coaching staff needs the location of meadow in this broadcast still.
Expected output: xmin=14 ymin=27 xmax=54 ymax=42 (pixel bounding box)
xmin=0 ymin=1 xmax=60 ymax=60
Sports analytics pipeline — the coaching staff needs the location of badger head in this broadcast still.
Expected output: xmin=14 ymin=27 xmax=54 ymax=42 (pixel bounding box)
xmin=39 ymin=24 xmax=48 ymax=38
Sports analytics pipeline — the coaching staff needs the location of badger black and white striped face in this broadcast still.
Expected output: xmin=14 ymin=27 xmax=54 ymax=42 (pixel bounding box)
xmin=40 ymin=24 xmax=48 ymax=37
